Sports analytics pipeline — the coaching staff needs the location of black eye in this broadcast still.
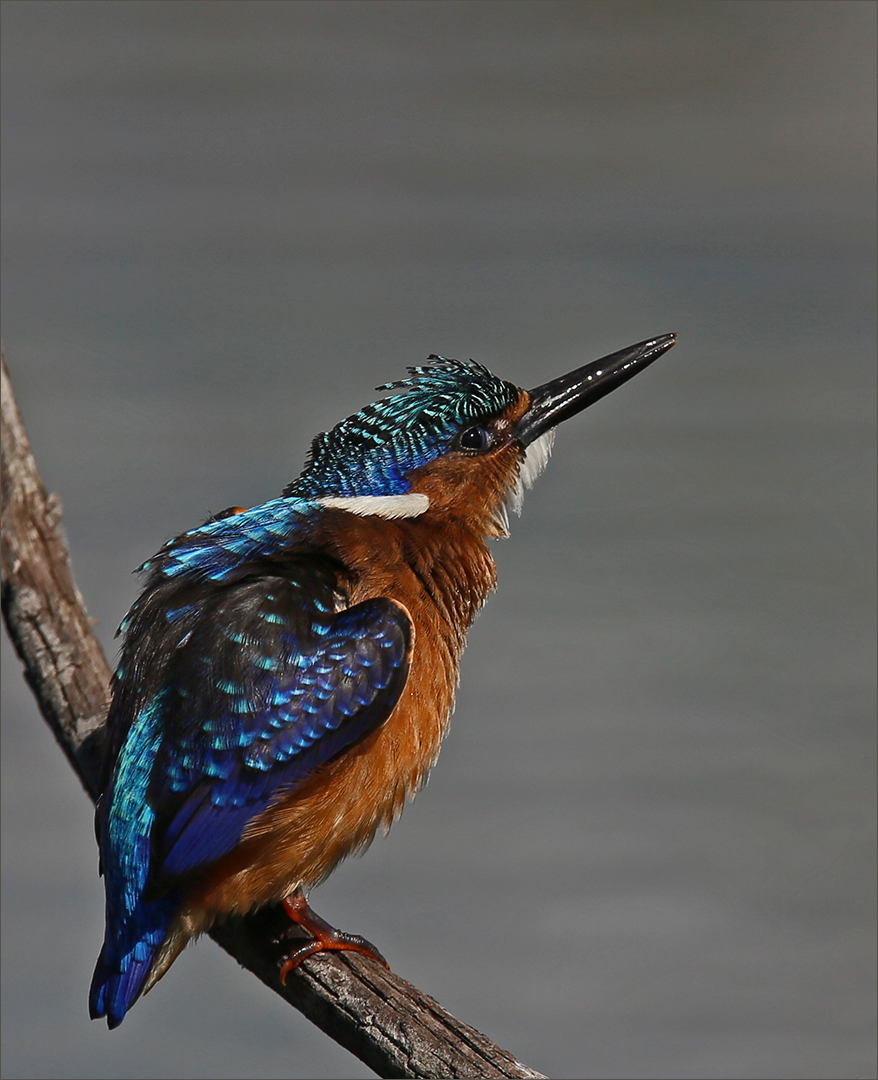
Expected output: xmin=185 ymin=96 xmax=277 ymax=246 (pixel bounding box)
xmin=457 ymin=426 xmax=492 ymax=452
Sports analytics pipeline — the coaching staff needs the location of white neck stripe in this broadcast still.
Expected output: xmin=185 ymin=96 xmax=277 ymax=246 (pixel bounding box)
xmin=316 ymin=494 xmax=431 ymax=519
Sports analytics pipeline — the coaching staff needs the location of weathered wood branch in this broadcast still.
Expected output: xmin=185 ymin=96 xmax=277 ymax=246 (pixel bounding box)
xmin=0 ymin=352 xmax=547 ymax=1080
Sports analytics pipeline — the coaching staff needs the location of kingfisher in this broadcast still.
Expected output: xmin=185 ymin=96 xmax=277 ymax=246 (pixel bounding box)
xmin=89 ymin=333 xmax=676 ymax=1028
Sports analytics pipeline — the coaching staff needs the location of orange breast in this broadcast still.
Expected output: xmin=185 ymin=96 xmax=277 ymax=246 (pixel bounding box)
xmin=179 ymin=509 xmax=498 ymax=928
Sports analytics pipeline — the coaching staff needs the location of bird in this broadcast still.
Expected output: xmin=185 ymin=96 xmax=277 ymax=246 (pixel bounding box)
xmin=90 ymin=332 xmax=676 ymax=1028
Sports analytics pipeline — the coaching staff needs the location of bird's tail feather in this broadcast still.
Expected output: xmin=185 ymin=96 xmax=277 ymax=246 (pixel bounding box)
xmin=89 ymin=897 xmax=178 ymax=1029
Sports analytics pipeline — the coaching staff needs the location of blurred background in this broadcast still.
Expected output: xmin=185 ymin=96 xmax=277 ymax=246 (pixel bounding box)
xmin=1 ymin=2 xmax=875 ymax=1078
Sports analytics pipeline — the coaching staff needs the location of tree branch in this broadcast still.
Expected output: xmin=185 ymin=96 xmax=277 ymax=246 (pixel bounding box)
xmin=0 ymin=352 xmax=547 ymax=1080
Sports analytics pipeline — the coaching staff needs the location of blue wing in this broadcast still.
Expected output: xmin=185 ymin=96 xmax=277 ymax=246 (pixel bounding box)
xmin=92 ymin=501 xmax=412 ymax=1026
xmin=147 ymin=578 xmax=412 ymax=879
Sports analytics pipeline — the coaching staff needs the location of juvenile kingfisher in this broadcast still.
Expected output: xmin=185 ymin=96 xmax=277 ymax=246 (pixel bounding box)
xmin=90 ymin=333 xmax=676 ymax=1028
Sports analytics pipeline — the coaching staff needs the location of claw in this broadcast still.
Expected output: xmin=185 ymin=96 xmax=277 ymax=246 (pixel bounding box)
xmin=278 ymin=889 xmax=389 ymax=983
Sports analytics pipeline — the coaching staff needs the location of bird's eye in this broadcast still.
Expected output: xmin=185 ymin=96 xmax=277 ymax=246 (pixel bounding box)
xmin=457 ymin=426 xmax=492 ymax=452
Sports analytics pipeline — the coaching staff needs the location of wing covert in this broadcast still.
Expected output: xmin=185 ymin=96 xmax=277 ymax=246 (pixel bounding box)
xmin=126 ymin=570 xmax=412 ymax=882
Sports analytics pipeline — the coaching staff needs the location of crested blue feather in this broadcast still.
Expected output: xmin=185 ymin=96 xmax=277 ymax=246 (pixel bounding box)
xmin=288 ymin=355 xmax=520 ymax=499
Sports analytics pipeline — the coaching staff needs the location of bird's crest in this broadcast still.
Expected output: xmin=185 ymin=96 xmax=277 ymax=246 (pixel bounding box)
xmin=287 ymin=356 xmax=521 ymax=499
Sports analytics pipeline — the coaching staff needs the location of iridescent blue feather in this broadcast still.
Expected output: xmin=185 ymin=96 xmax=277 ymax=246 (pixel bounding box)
xmin=289 ymin=356 xmax=519 ymax=499
xmin=91 ymin=502 xmax=411 ymax=1025
xmin=89 ymin=697 xmax=182 ymax=1028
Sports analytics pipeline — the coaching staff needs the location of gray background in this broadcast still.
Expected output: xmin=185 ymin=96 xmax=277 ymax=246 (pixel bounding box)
xmin=1 ymin=2 xmax=875 ymax=1078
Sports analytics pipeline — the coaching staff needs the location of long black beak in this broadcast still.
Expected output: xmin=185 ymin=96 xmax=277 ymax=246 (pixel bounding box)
xmin=514 ymin=333 xmax=676 ymax=447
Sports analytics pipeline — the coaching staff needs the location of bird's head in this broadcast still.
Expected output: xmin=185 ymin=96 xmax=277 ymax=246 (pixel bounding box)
xmin=286 ymin=334 xmax=676 ymax=537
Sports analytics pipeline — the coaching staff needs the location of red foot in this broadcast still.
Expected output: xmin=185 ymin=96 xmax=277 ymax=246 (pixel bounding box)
xmin=278 ymin=889 xmax=389 ymax=983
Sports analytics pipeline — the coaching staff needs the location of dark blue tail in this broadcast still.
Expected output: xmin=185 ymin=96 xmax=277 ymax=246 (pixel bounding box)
xmin=89 ymin=897 xmax=177 ymax=1029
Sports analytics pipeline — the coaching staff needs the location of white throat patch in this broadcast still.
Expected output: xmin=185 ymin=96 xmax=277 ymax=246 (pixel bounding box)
xmin=316 ymin=493 xmax=431 ymax=519
xmin=508 ymin=430 xmax=556 ymax=516
xmin=520 ymin=430 xmax=556 ymax=491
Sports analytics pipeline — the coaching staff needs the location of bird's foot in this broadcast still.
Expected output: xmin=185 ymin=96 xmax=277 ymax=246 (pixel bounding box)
xmin=278 ymin=889 xmax=389 ymax=983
